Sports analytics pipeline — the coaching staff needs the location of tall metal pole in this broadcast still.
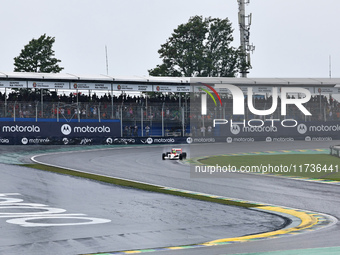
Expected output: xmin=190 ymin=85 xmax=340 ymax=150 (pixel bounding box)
xmin=239 ymin=0 xmax=246 ymax=77
xmin=238 ymin=0 xmax=255 ymax=77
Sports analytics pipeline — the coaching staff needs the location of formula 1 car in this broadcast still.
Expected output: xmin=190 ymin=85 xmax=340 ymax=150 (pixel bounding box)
xmin=162 ymin=148 xmax=187 ymax=160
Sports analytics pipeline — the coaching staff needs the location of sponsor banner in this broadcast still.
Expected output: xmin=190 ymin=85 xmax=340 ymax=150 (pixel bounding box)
xmin=105 ymin=137 xmax=137 ymax=145
xmin=72 ymin=83 xmax=111 ymax=90
xmin=97 ymin=137 xmax=188 ymax=145
xmin=153 ymin=85 xmax=172 ymax=92
xmin=104 ymin=137 xmax=188 ymax=145
xmin=253 ymin=86 xmax=273 ymax=93
xmin=316 ymin=87 xmax=340 ymax=94
xmin=13 ymin=134 xmax=333 ymax=145
xmin=59 ymin=122 xmax=120 ymax=138
xmin=214 ymin=85 xmax=274 ymax=94
xmin=215 ymin=86 xmax=272 ymax=94
xmin=0 ymin=81 xmax=9 ymax=87
xmin=187 ymin=135 xmax=335 ymax=144
xmin=187 ymin=136 xmax=264 ymax=143
xmin=3 ymin=120 xmax=338 ymax=144
xmin=0 ymin=80 xmax=26 ymax=88
xmin=153 ymin=85 xmax=190 ymax=92
xmin=197 ymin=86 xmax=277 ymax=94
xmin=226 ymin=137 xmax=257 ymax=143
xmin=0 ymin=121 xmax=121 ymax=145
xmin=114 ymin=84 xmax=153 ymax=92
xmin=213 ymin=85 xmax=317 ymax=95
xmin=139 ymin=137 xmax=186 ymax=144
xmin=238 ymin=87 xmax=248 ymax=94
xmin=20 ymin=137 xmax=52 ymax=145
xmin=12 ymin=136 xmax=122 ymax=145
xmin=212 ymin=120 xmax=340 ymax=141
xmin=186 ymin=137 xmax=216 ymax=144
xmin=28 ymin=81 xmax=69 ymax=89
xmin=175 ymin=86 xmax=191 ymax=92
xmin=58 ymin=137 xmax=100 ymax=145
xmin=0 ymin=137 xmax=11 ymax=144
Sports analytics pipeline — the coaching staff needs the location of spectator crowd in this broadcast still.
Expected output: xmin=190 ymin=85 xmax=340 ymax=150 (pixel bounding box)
xmin=0 ymin=89 xmax=339 ymax=124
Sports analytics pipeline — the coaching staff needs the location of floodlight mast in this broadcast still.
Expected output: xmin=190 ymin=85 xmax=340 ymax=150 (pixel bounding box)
xmin=238 ymin=0 xmax=255 ymax=77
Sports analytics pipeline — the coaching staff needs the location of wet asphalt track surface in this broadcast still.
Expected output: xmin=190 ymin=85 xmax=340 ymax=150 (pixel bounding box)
xmin=0 ymin=163 xmax=286 ymax=255
xmin=1 ymin=140 xmax=340 ymax=254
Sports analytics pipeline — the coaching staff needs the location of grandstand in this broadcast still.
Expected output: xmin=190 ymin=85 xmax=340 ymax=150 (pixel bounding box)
xmin=0 ymin=72 xmax=340 ymax=144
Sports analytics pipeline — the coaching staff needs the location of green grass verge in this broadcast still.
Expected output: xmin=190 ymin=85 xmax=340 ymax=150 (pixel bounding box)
xmin=198 ymin=154 xmax=340 ymax=181
xmin=22 ymin=163 xmax=258 ymax=208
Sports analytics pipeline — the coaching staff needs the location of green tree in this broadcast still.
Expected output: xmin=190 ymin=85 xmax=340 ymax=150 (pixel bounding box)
xmin=149 ymin=16 xmax=250 ymax=77
xmin=14 ymin=34 xmax=63 ymax=73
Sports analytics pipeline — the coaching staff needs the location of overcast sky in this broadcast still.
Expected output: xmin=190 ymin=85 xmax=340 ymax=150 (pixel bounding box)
xmin=1 ymin=0 xmax=339 ymax=78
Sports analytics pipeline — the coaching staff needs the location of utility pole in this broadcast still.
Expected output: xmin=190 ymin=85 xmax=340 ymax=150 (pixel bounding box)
xmin=238 ymin=0 xmax=255 ymax=77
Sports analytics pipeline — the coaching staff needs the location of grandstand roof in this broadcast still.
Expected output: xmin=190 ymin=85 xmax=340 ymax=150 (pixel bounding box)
xmin=0 ymin=72 xmax=340 ymax=88
xmin=192 ymin=77 xmax=340 ymax=87
xmin=0 ymin=72 xmax=190 ymax=84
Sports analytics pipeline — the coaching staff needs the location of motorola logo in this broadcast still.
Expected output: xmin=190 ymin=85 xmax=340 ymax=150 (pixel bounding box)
xmin=61 ymin=124 xmax=72 ymax=135
xmin=266 ymin=137 xmax=272 ymax=142
xmin=226 ymin=137 xmax=233 ymax=143
xmin=297 ymin=124 xmax=307 ymax=134
xmin=230 ymin=124 xmax=241 ymax=135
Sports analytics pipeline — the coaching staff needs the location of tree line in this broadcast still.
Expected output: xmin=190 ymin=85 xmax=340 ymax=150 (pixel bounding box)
xmin=13 ymin=15 xmax=249 ymax=77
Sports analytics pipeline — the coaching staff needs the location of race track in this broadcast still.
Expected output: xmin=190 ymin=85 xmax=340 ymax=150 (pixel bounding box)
xmin=2 ymin=140 xmax=340 ymax=254
xmin=0 ymin=162 xmax=285 ymax=255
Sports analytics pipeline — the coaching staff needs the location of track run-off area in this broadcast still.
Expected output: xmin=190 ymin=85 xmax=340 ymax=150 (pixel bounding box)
xmin=0 ymin=140 xmax=340 ymax=255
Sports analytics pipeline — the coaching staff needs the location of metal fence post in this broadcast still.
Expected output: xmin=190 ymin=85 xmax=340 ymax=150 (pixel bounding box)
xmin=57 ymin=104 xmax=59 ymax=122
xmin=14 ymin=101 xmax=16 ymax=122
xmin=162 ymin=103 xmax=164 ymax=137
xmin=182 ymin=107 xmax=185 ymax=136
xmin=120 ymin=106 xmax=123 ymax=137
xmin=98 ymin=102 xmax=101 ymax=122
xmin=35 ymin=102 xmax=38 ymax=122
xmin=41 ymin=89 xmax=43 ymax=118
xmin=141 ymin=107 xmax=144 ymax=137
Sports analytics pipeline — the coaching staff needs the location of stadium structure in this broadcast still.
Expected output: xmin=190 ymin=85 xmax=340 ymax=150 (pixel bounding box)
xmin=0 ymin=72 xmax=339 ymax=145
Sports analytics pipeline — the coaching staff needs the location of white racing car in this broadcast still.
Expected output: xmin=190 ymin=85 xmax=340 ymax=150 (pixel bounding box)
xmin=162 ymin=148 xmax=187 ymax=160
